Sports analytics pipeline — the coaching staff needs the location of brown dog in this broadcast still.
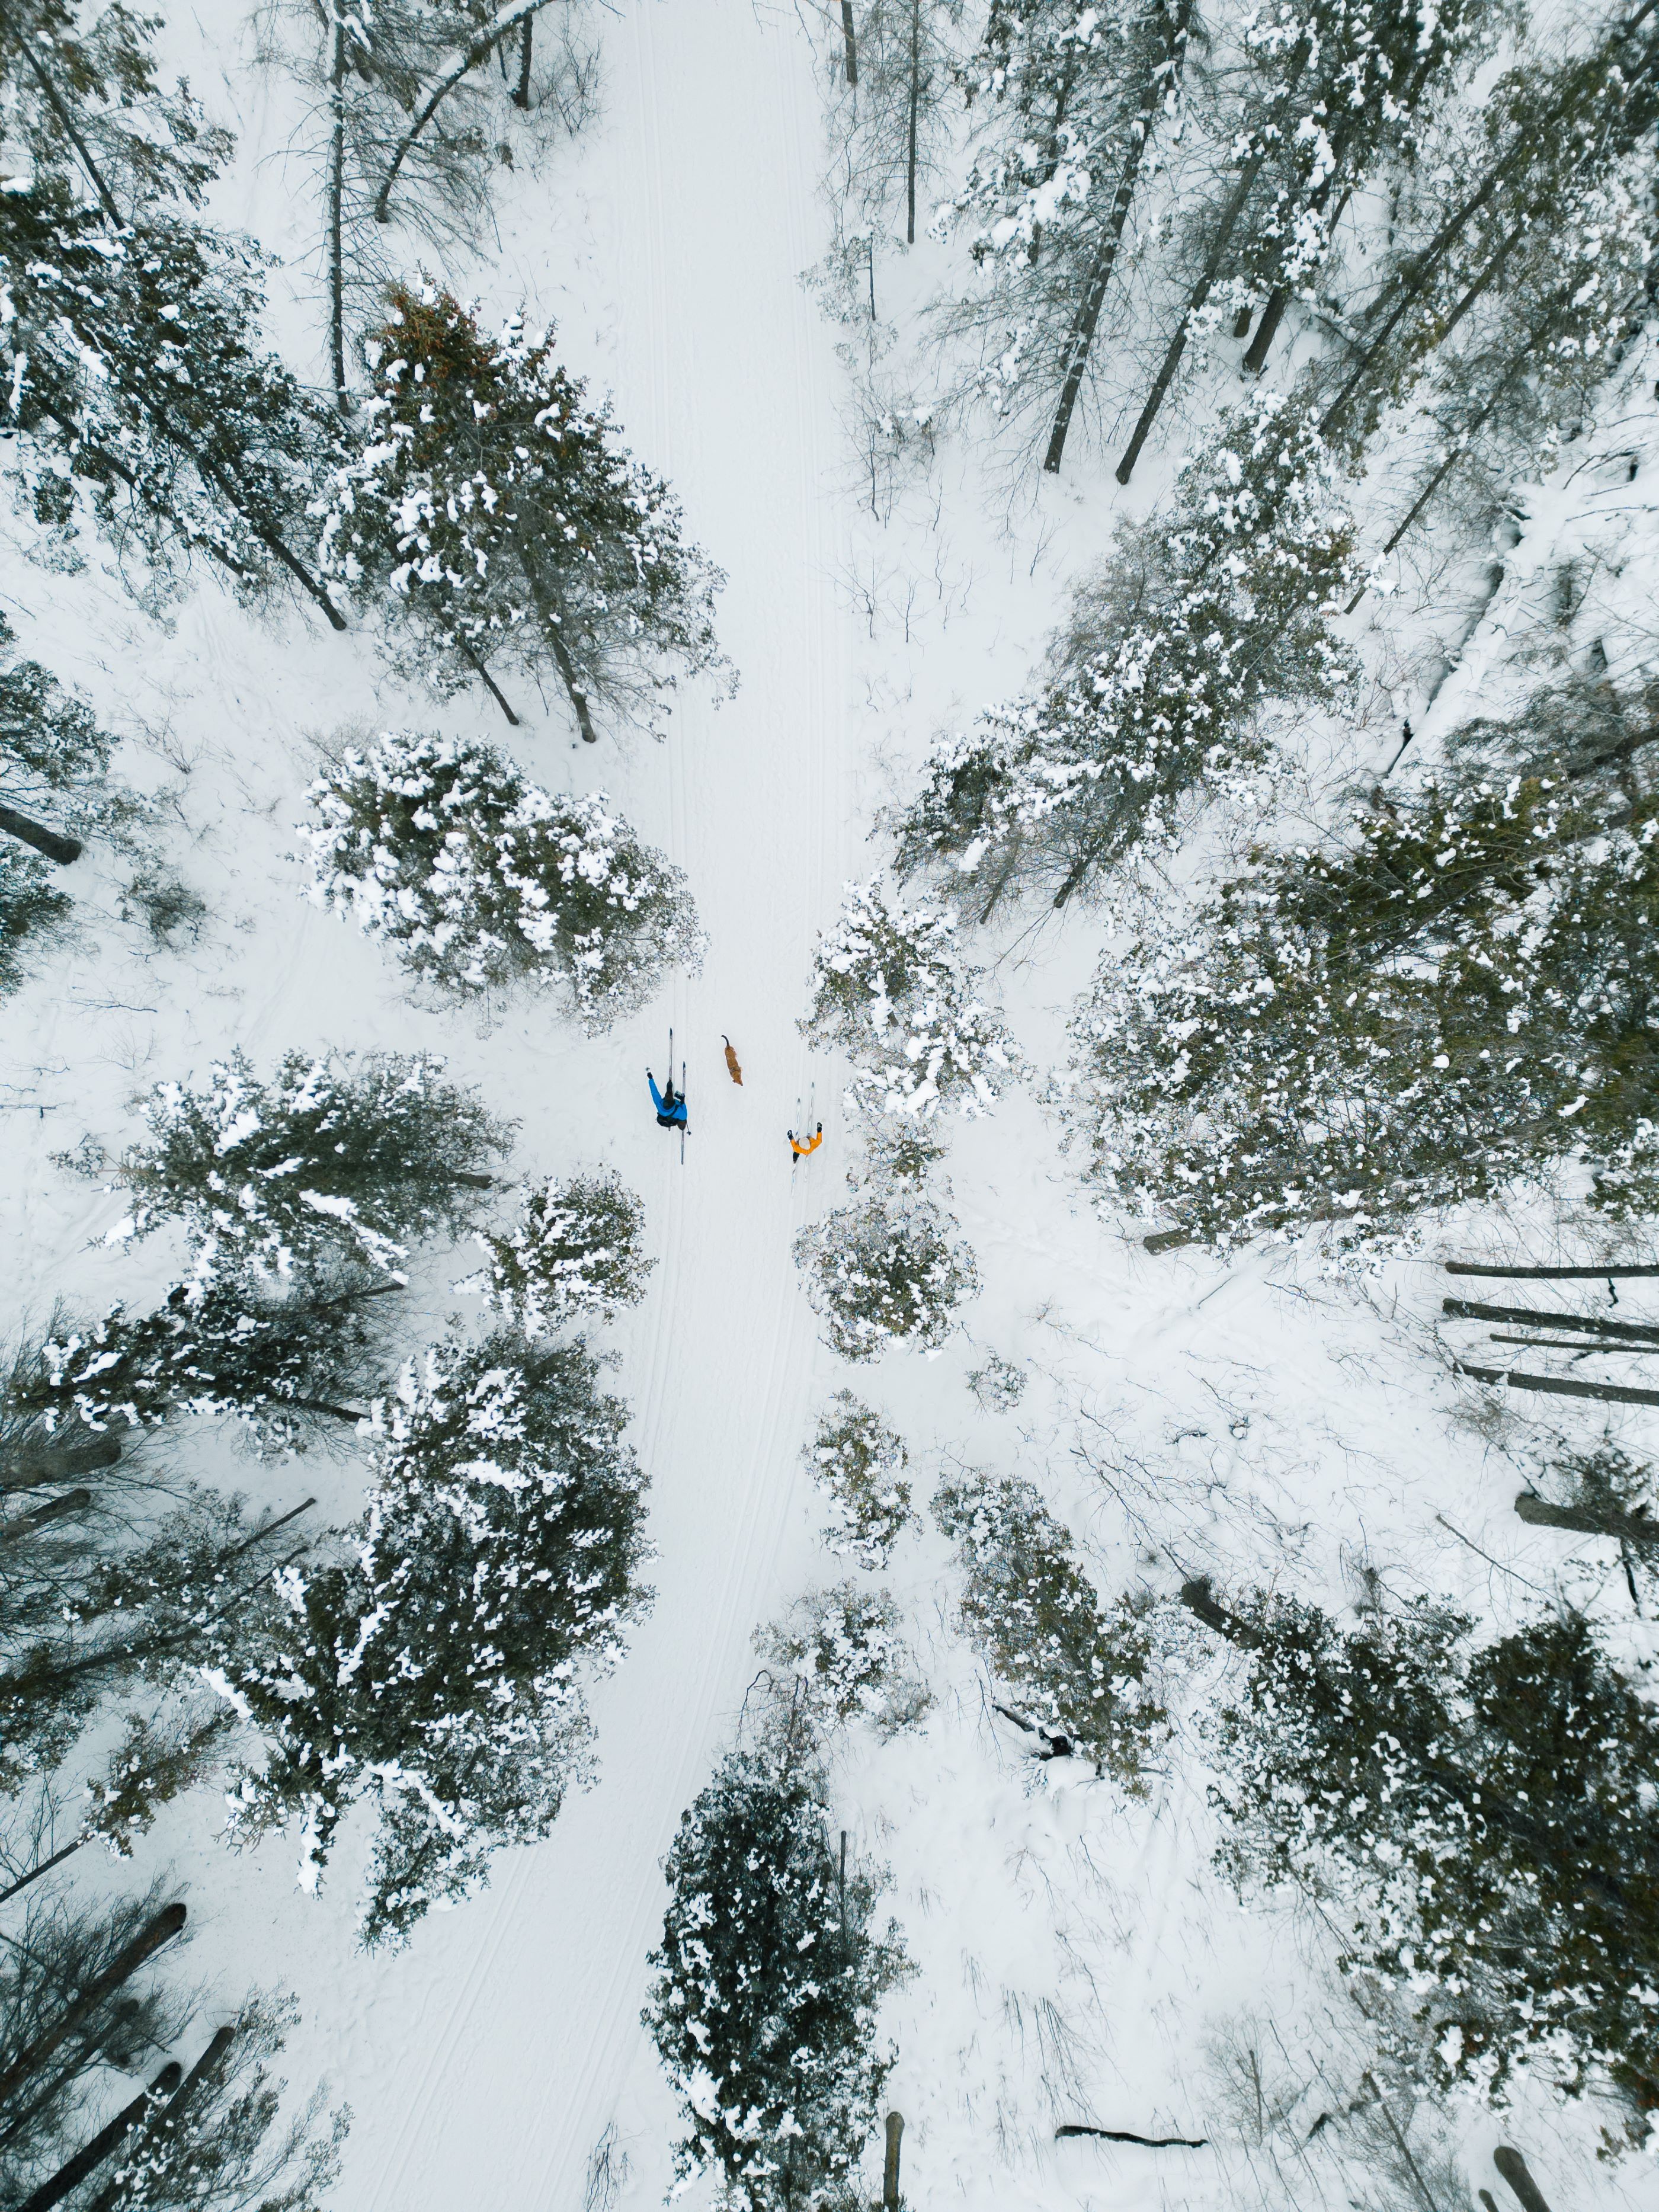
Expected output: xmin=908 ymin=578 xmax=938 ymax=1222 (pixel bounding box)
xmin=722 ymin=1035 xmax=743 ymax=1085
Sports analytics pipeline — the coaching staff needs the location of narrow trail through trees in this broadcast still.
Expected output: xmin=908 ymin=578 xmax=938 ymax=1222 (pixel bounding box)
xmin=349 ymin=5 xmax=854 ymax=2206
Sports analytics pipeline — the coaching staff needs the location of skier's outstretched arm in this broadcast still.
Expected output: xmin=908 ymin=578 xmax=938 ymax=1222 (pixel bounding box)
xmin=647 ymin=1071 xmax=667 ymax=1115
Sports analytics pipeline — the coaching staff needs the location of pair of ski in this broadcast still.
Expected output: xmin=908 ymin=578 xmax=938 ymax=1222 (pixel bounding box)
xmin=791 ymin=1081 xmax=816 ymax=1186
xmin=668 ymin=1027 xmax=686 ymax=1164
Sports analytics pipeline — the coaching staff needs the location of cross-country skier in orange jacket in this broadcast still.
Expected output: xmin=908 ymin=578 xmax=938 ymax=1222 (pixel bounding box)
xmin=789 ymin=1123 xmax=823 ymax=1159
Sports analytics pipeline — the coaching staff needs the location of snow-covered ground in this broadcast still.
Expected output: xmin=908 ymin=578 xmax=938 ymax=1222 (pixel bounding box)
xmin=12 ymin=3 xmax=1659 ymax=2210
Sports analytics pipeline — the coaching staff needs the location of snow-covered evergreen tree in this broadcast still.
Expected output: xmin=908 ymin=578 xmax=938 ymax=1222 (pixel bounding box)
xmin=643 ymin=1751 xmax=908 ymax=2211
xmin=934 ymin=1471 xmax=1164 ymax=1783
xmin=793 ymin=1189 xmax=978 ymax=1362
xmin=313 ymin=284 xmax=729 ymax=738
xmin=800 ymin=877 xmax=1020 ymax=1118
xmin=14 ymin=1266 xmax=401 ymax=1451
xmin=108 ymin=1048 xmax=512 ymax=1278
xmin=461 ymin=1168 xmax=651 ymax=1333
xmin=806 ymin=1390 xmax=914 ymax=1570
xmin=299 ymin=729 xmax=703 ymax=1023
xmin=752 ymin=1585 xmax=930 ymax=1748
xmin=1191 ymin=1582 xmax=1659 ymax=2117
xmin=0 ymin=185 xmax=340 ymax=622
xmin=0 ymin=615 xmax=127 ymax=866
xmin=891 ymin=395 xmax=1355 ymax=913
xmin=221 ymin=1330 xmax=651 ymax=1946
xmin=1069 ymin=764 xmax=1659 ymax=1251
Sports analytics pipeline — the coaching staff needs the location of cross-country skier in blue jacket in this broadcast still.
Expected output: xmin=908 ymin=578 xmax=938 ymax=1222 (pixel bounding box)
xmin=647 ymin=1068 xmax=688 ymax=1131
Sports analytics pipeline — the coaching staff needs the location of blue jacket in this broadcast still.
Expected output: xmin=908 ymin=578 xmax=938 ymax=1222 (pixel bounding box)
xmin=648 ymin=1073 xmax=688 ymax=1127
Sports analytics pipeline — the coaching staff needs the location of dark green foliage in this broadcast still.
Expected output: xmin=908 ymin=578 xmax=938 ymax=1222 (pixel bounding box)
xmin=643 ymin=1752 xmax=908 ymax=2211
xmin=464 ymin=1168 xmax=652 ymax=1332
xmin=891 ymin=396 xmax=1354 ymax=911
xmin=224 ymin=1330 xmax=651 ymax=1946
xmin=1200 ymin=1588 xmax=1659 ymax=2113
xmin=933 ymin=1470 xmax=1164 ymax=1784
xmin=0 ymin=614 xmax=122 ymax=847
xmin=0 ymin=847 xmax=71 ymax=998
xmin=805 ymin=1392 xmax=914 ymax=1571
xmin=13 ymin=1266 xmax=402 ymax=1451
xmin=1071 ymin=761 xmax=1659 ymax=1248
xmin=0 ymin=185 xmax=338 ymax=612
xmin=108 ymin=1048 xmax=513 ymax=1277
xmin=315 ymin=284 xmax=728 ymax=737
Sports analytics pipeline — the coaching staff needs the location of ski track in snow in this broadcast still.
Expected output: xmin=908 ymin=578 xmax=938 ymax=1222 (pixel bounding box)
xmin=349 ymin=8 xmax=854 ymax=2206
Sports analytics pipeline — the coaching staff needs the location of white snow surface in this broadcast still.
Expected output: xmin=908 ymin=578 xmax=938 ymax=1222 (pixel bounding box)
xmin=8 ymin=5 xmax=1659 ymax=2212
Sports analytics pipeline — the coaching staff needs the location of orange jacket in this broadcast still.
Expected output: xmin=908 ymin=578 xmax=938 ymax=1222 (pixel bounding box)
xmin=790 ymin=1125 xmax=823 ymax=1158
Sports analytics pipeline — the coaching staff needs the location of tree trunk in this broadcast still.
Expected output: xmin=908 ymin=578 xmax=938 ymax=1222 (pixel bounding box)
xmin=0 ymin=1490 xmax=91 ymax=1547
xmin=1493 ymin=2149 xmax=1554 ymax=2212
xmin=883 ymin=2112 xmax=904 ymax=2210
xmin=547 ymin=627 xmax=597 ymax=743
xmin=80 ymin=2028 xmax=236 ymax=2212
xmin=1516 ymin=1491 xmax=1659 ymax=1548
xmin=450 ymin=636 xmax=521 ymax=726
xmin=905 ymin=0 xmax=920 ymax=245
xmin=513 ymin=15 xmax=533 ymax=107
xmin=1178 ymin=1576 xmax=1264 ymax=1647
xmin=0 ymin=1903 xmax=187 ymax=2109
xmin=328 ymin=0 xmax=348 ymax=413
xmin=444 ymin=1169 xmax=495 ymax=1189
xmin=1456 ymin=1360 xmax=1659 ymax=1410
xmin=1443 ymin=1297 xmax=1659 ymax=1345
xmin=17 ymin=2061 xmax=182 ymax=2212
xmin=1143 ymin=1228 xmax=1193 ymax=1253
xmin=1115 ymin=150 xmax=1268 ymax=484
xmin=1 ymin=1436 xmax=122 ymax=1491
xmin=374 ymin=0 xmax=553 ymax=222
xmin=1043 ymin=0 xmax=1193 ymax=476
xmin=0 ymin=1836 xmax=89 ymax=1910
xmin=840 ymin=0 xmax=858 ymax=84
xmin=12 ymin=37 xmax=122 ymax=225
xmin=1055 ymin=2125 xmax=1208 ymax=2147
xmin=1446 ymin=1260 xmax=1659 ymax=1280
xmin=0 ymin=803 xmax=81 ymax=866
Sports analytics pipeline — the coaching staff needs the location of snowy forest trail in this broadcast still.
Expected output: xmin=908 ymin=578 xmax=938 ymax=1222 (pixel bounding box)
xmin=346 ymin=6 xmax=854 ymax=2208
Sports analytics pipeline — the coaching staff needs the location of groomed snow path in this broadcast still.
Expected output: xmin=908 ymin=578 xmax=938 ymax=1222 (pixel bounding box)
xmin=341 ymin=9 xmax=853 ymax=2205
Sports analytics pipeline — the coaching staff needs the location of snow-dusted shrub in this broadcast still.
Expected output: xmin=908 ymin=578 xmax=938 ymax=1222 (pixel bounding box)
xmin=966 ymin=1349 xmax=1026 ymax=1412
xmin=0 ymin=845 xmax=71 ymax=997
xmin=461 ymin=1169 xmax=652 ymax=1334
xmin=793 ymin=1191 xmax=979 ymax=1363
xmin=315 ymin=285 xmax=729 ymax=741
xmin=11 ymin=1264 xmax=398 ymax=1453
xmin=0 ymin=617 xmax=132 ymax=863
xmin=1193 ymin=1584 xmax=1659 ymax=2118
xmin=643 ymin=1751 xmax=908 ymax=2211
xmin=890 ymin=395 xmax=1355 ymax=911
xmin=799 ymin=877 xmax=1020 ymax=1118
xmin=807 ymin=1390 xmax=914 ymax=1570
xmin=752 ymin=1584 xmax=931 ymax=1747
xmin=222 ymin=1330 xmax=652 ymax=1948
xmin=1068 ymin=772 xmax=1659 ymax=1251
xmin=300 ymin=729 xmax=703 ymax=1027
xmin=934 ymin=1471 xmax=1164 ymax=1786
xmin=108 ymin=1048 xmax=511 ymax=1278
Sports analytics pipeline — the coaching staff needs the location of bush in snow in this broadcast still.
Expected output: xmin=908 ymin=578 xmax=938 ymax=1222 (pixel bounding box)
xmin=889 ymin=396 xmax=1355 ymax=914
xmin=806 ymin=1391 xmax=914 ymax=1570
xmin=799 ymin=877 xmax=1019 ymax=1118
xmin=1067 ymin=769 xmax=1659 ymax=1252
xmin=222 ymin=1329 xmax=652 ymax=1948
xmin=793 ymin=1190 xmax=979 ymax=1363
xmin=643 ymin=1750 xmax=908 ymax=2211
xmin=0 ymin=844 xmax=71 ymax=998
xmin=105 ymin=1048 xmax=511 ymax=1278
xmin=934 ymin=1471 xmax=1164 ymax=1785
xmin=299 ymin=730 xmax=703 ymax=1026
xmin=461 ymin=1169 xmax=652 ymax=1333
xmin=1188 ymin=1580 xmax=1659 ymax=2119
xmin=966 ymin=1348 xmax=1026 ymax=1413
xmin=314 ymin=284 xmax=729 ymax=741
xmin=751 ymin=1584 xmax=931 ymax=1750
xmin=12 ymin=1264 xmax=401 ymax=1454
